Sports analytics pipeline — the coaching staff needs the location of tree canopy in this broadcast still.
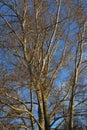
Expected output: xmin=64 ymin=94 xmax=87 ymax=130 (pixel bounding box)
xmin=0 ymin=0 xmax=87 ymax=130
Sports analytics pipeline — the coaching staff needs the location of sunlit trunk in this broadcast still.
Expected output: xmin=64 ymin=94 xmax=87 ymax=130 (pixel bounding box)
xmin=43 ymin=95 xmax=50 ymax=130
xmin=37 ymin=88 xmax=45 ymax=130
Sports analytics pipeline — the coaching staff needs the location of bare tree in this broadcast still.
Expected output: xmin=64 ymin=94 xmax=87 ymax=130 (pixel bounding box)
xmin=0 ymin=0 xmax=87 ymax=130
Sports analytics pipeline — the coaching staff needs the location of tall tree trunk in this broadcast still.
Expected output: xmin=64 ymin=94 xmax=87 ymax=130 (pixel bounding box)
xmin=37 ymin=88 xmax=45 ymax=130
xmin=30 ymin=89 xmax=34 ymax=130
xmin=42 ymin=94 xmax=50 ymax=130
xmin=69 ymin=87 xmax=75 ymax=130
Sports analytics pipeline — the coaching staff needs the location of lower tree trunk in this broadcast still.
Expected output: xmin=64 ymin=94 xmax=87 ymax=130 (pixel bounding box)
xmin=69 ymin=90 xmax=75 ymax=130
xmin=43 ymin=98 xmax=50 ymax=130
xmin=37 ymin=90 xmax=45 ymax=130
xmin=38 ymin=90 xmax=50 ymax=130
